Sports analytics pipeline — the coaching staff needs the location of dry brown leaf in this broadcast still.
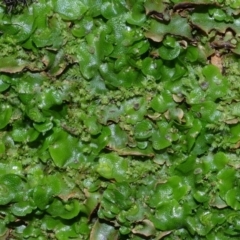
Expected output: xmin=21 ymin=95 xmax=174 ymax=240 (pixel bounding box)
xmin=210 ymin=53 xmax=223 ymax=73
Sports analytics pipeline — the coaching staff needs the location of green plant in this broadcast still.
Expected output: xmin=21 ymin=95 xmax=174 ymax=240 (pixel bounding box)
xmin=1 ymin=0 xmax=240 ymax=239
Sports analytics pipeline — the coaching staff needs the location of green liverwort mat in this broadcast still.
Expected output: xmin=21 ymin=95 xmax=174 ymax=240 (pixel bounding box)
xmin=0 ymin=0 xmax=240 ymax=239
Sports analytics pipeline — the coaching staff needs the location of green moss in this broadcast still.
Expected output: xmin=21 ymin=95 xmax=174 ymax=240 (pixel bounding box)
xmin=1 ymin=0 xmax=240 ymax=239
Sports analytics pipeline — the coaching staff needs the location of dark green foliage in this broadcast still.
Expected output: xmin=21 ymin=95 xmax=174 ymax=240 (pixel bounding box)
xmin=1 ymin=0 xmax=240 ymax=239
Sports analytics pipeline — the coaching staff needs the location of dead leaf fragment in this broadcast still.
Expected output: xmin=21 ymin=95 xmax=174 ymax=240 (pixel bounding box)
xmin=172 ymin=94 xmax=184 ymax=103
xmin=210 ymin=53 xmax=223 ymax=72
xmin=132 ymin=219 xmax=156 ymax=237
